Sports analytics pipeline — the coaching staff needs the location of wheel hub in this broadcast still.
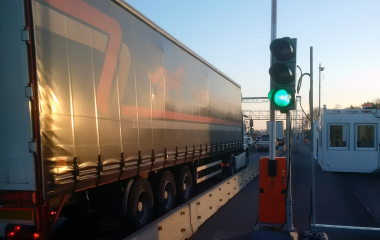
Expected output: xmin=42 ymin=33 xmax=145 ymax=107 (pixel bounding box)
xmin=138 ymin=201 xmax=143 ymax=212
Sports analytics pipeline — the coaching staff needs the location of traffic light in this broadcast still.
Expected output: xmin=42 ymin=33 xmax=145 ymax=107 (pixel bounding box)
xmin=268 ymin=37 xmax=297 ymax=111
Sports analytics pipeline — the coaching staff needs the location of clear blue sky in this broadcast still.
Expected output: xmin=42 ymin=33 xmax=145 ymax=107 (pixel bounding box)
xmin=125 ymin=0 xmax=380 ymax=130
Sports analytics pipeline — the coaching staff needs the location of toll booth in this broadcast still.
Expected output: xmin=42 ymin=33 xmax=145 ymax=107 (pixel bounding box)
xmin=318 ymin=106 xmax=380 ymax=173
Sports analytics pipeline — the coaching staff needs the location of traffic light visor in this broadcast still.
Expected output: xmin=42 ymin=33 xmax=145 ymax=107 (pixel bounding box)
xmin=270 ymin=39 xmax=294 ymax=61
xmin=269 ymin=63 xmax=293 ymax=84
xmin=268 ymin=89 xmax=275 ymax=100
xmin=274 ymin=89 xmax=291 ymax=107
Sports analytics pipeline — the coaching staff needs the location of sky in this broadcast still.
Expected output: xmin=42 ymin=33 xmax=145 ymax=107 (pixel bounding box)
xmin=124 ymin=0 xmax=380 ymax=130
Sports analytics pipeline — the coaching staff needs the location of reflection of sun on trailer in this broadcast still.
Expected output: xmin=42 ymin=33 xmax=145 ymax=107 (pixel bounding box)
xmin=317 ymin=106 xmax=380 ymax=173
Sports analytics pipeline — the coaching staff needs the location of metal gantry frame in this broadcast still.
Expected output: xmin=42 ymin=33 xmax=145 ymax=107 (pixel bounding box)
xmin=242 ymin=97 xmax=270 ymax=103
xmin=242 ymin=96 xmax=303 ymax=132
xmin=242 ymin=96 xmax=303 ymax=151
xmin=242 ymin=110 xmax=286 ymax=120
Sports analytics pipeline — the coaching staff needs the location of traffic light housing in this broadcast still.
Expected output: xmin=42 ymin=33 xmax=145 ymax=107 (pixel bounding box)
xmin=268 ymin=37 xmax=297 ymax=111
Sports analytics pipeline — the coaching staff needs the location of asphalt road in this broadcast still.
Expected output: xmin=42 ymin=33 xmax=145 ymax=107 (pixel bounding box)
xmin=189 ymin=147 xmax=277 ymax=240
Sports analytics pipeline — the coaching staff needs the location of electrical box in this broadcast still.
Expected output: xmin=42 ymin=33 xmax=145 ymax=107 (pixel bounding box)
xmin=259 ymin=157 xmax=287 ymax=224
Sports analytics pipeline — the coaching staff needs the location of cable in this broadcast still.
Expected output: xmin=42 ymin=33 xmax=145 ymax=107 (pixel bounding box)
xmin=297 ymin=66 xmax=312 ymax=130
xmin=371 ymin=108 xmax=380 ymax=118
xmin=296 ymin=65 xmax=312 ymax=122
xmin=300 ymin=104 xmax=310 ymax=121
xmin=272 ymin=120 xmax=293 ymax=231
xmin=297 ymin=67 xmax=314 ymax=229
xmin=296 ymin=65 xmax=310 ymax=94
xmin=285 ymin=121 xmax=293 ymax=226
xmin=309 ymin=186 xmax=312 ymax=228
xmin=296 ymin=66 xmax=303 ymax=94
xmin=299 ymin=98 xmax=310 ymax=121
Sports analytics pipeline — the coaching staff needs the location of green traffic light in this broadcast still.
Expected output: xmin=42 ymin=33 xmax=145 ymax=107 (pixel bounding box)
xmin=274 ymin=89 xmax=291 ymax=107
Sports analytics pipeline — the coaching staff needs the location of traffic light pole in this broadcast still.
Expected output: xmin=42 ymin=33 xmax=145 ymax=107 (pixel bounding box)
xmin=269 ymin=0 xmax=296 ymax=234
xmin=319 ymin=63 xmax=321 ymax=116
xmin=269 ymin=0 xmax=276 ymax=163
xmin=285 ymin=111 xmax=294 ymax=232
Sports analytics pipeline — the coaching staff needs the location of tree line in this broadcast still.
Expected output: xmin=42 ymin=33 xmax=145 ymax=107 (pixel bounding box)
xmin=339 ymin=98 xmax=380 ymax=110
xmin=301 ymin=98 xmax=379 ymax=132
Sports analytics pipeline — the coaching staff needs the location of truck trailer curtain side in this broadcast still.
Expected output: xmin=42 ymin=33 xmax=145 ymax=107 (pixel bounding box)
xmin=2 ymin=0 xmax=242 ymax=199
xmin=0 ymin=0 xmax=244 ymax=237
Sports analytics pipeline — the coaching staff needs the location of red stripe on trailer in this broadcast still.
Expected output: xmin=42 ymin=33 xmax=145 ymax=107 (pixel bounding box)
xmin=122 ymin=105 xmax=239 ymax=126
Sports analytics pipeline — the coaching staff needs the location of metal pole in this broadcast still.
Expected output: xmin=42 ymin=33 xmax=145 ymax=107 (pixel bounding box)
xmin=269 ymin=0 xmax=277 ymax=161
xmin=310 ymin=47 xmax=316 ymax=226
xmin=302 ymin=115 xmax=304 ymax=139
xmin=319 ymin=63 xmax=321 ymax=116
xmin=285 ymin=111 xmax=293 ymax=232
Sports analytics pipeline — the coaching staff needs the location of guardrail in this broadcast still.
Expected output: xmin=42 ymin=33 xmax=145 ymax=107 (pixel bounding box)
xmin=276 ymin=144 xmax=286 ymax=156
xmin=125 ymin=162 xmax=260 ymax=240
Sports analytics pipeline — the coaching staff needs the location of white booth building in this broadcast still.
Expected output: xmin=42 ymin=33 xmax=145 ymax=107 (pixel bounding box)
xmin=318 ymin=106 xmax=380 ymax=173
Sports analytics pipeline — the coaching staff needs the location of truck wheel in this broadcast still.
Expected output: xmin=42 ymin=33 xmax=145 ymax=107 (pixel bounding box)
xmin=177 ymin=166 xmax=193 ymax=203
xmin=128 ymin=178 xmax=154 ymax=230
xmin=158 ymin=171 xmax=176 ymax=214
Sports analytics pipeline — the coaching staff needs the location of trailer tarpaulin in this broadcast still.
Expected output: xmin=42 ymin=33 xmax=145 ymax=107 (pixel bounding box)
xmin=32 ymin=0 xmax=242 ymax=198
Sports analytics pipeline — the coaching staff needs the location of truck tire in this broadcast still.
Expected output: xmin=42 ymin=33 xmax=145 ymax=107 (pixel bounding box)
xmin=177 ymin=166 xmax=193 ymax=203
xmin=127 ymin=178 xmax=154 ymax=230
xmin=157 ymin=171 xmax=176 ymax=214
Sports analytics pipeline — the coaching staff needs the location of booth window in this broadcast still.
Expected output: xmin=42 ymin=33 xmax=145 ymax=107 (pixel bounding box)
xmin=356 ymin=125 xmax=376 ymax=149
xmin=329 ymin=125 xmax=348 ymax=148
